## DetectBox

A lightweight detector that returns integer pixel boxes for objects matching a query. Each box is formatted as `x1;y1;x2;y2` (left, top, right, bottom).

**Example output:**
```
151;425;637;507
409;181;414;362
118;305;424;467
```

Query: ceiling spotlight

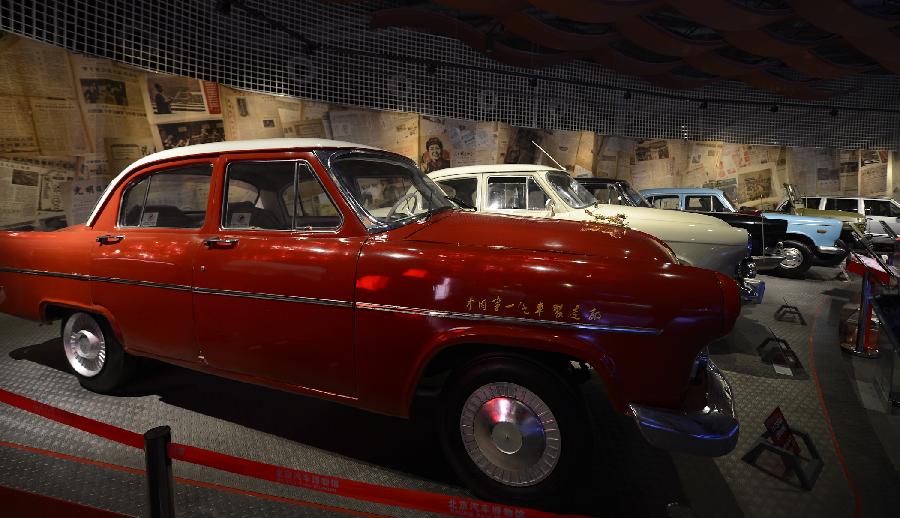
699;101;708;109
769;104;779;113
623;91;632;100
829;108;838;117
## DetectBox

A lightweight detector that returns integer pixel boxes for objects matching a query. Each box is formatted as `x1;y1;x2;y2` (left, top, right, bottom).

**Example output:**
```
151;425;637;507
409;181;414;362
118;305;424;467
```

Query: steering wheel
385;192;419;220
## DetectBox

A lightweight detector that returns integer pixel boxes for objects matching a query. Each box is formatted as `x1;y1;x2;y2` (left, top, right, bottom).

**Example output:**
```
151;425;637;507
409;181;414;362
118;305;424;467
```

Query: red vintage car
0;139;740;504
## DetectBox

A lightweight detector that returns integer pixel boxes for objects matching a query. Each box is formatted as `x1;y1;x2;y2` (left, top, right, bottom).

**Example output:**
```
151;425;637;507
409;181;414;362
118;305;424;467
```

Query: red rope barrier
0;387;580;518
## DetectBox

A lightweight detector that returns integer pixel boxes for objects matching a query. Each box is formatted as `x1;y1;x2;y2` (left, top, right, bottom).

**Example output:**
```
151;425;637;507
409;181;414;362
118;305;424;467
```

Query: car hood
761;213;842;226
400;210;675;264
792;208;863;224
552;204;748;247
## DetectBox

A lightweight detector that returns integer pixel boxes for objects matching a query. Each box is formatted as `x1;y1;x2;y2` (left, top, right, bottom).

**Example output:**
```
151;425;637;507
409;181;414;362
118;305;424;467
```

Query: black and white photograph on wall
148;76;207;115
635;140;670;161
420;136;451;173
11;170;39;187
157;120;225;149
79;79;127;106
737;168;772;202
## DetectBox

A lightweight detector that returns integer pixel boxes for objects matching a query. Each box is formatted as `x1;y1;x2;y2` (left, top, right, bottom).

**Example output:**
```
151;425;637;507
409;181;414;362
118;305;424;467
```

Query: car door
90;160;212;361
193;155;363;396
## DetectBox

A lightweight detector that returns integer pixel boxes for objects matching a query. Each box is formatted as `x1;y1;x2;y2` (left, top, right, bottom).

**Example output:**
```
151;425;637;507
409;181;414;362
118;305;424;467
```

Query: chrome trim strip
2;268;660;333
355;302;662;334
192;287;353;307
0;267;91;281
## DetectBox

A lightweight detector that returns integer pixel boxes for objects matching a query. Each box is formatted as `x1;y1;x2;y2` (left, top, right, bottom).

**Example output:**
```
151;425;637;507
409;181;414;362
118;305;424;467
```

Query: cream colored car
430;165;761;302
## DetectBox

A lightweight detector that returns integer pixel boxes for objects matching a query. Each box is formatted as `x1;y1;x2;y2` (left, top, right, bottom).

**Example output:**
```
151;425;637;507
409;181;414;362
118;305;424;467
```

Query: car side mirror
545;199;556;217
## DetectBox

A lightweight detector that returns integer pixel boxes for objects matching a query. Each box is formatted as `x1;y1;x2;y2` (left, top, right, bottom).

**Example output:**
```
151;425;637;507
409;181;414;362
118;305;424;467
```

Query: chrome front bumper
816;245;845;255
629;359;739;457
752;254;785;271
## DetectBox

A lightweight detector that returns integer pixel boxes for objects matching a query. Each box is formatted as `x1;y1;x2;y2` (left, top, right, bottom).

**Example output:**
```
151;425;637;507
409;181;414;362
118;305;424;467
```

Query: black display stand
757;336;803;370
741;426;823;490
775;304;806;325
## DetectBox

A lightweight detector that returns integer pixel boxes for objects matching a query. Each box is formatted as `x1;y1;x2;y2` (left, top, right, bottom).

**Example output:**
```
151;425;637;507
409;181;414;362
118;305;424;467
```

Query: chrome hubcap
780;247;803;269
460;382;560;486
63;313;106;377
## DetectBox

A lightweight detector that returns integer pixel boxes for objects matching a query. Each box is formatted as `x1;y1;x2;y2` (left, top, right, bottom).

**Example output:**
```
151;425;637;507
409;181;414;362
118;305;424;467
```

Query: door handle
203;237;239;248
96;234;124;244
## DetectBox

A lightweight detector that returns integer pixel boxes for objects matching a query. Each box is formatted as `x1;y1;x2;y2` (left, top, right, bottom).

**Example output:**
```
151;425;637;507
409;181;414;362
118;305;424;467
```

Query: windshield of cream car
329;155;454;229
546;171;597;209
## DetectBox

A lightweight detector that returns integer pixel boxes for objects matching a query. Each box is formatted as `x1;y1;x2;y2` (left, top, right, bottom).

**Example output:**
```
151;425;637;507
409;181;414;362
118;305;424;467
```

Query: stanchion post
144;425;175;518
856;270;873;354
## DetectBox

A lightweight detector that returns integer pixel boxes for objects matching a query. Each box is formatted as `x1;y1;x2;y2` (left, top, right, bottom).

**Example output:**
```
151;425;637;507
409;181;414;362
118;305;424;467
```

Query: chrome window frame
318;149;453;233
220;158;343;233
115;163;214;230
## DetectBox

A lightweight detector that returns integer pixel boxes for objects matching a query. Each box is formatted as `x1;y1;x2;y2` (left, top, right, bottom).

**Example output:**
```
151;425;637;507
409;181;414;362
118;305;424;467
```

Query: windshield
621;184;652;208
545;172;597;209
720;192;738;212
329;154;454;229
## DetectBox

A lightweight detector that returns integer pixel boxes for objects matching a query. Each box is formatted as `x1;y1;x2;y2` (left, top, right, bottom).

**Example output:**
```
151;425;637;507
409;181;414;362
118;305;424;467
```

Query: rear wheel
62;312;136;393
773;240;813;278
438;355;590;507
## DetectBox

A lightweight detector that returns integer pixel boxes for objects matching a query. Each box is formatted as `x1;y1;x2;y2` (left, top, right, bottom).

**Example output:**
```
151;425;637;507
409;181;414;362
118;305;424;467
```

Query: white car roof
87;138;378;226
429;164;559;178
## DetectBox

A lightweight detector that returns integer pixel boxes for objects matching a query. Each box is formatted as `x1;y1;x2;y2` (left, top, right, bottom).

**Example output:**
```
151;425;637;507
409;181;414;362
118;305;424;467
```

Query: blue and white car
641;188;848;277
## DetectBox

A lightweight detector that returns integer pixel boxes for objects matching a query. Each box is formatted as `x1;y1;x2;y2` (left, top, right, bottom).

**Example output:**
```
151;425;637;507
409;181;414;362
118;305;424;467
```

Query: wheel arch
40;300;126;345
406;337;624;415
783;232;817;251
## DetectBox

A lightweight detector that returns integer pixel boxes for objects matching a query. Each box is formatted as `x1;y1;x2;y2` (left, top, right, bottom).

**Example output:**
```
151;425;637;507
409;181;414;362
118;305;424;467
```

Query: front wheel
773;240;813;278
438;356;590;507
62;312;136;393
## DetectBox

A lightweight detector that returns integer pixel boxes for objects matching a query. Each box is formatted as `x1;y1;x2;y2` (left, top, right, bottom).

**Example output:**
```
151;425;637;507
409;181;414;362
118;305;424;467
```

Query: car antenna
532;140;565;171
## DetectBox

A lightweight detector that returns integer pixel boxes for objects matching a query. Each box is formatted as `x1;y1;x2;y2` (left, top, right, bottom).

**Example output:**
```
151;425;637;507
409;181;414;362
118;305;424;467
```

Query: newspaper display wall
0;32;896;231
144;74;225;150
71;56;153;153
0;160;41;227
860;150;889;196
63;176;112;226
419;117;503;171
329;109;419;161
0;97;38;153
220;86;303;141
105;138;156;176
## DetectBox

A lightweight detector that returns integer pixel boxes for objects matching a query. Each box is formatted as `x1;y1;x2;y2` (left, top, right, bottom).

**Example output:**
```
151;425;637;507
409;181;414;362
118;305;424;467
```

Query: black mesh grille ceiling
2;0;899;149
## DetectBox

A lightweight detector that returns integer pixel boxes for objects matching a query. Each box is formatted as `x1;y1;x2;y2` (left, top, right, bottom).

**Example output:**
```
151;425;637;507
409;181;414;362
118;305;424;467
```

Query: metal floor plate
0;267;897;517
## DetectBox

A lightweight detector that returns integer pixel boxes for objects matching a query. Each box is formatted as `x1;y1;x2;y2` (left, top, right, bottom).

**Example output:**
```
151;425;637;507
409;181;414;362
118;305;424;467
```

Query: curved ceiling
363;0;900;100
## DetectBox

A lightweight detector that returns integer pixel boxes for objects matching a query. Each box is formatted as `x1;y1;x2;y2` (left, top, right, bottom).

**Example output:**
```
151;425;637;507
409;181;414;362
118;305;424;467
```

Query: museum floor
0;268;898;518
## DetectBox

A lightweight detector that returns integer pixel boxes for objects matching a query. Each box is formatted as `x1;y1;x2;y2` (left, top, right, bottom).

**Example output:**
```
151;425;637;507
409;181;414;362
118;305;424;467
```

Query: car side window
686;196;711;211
865;200;892;217
119;164;212;228
711;196;728;212
648;195;679;210
283;164;341;229
225;160;340;230
589;185;618;205
803;197;820;209
827;198;859;212
435;177;478;207
487;176;547;210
